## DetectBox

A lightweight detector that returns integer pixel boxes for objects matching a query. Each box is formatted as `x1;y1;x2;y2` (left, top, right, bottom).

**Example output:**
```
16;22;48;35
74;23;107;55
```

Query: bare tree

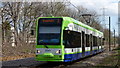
1;1;112;56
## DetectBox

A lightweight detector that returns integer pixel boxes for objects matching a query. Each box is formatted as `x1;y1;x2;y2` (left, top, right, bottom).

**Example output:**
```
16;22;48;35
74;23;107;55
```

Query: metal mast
118;1;120;46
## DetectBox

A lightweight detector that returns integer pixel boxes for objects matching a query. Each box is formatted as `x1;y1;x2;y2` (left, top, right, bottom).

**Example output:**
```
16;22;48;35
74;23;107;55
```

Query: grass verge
96;47;120;68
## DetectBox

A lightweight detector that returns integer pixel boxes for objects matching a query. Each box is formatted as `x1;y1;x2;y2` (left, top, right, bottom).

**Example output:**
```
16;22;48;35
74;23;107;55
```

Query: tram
35;17;104;62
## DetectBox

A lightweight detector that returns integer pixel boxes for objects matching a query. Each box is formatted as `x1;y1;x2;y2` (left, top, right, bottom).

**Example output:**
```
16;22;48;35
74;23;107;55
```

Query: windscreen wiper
44;45;48;48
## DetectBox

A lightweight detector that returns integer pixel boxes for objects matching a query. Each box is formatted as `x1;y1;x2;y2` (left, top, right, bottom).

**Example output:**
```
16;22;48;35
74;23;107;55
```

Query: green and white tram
35;17;104;62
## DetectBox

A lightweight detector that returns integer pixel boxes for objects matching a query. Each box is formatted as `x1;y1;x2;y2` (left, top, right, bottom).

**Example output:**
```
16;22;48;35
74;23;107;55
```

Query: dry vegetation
0;2;117;61
2;54;35;61
96;46;120;67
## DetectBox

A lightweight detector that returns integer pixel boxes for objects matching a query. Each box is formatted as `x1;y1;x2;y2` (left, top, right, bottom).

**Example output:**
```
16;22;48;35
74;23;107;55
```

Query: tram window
76;32;80;47
63;30;71;48
95;37;97;46
85;35;87;47
71;32;75;47
93;36;97;46
89;35;91;46
100;38;102;46
90;34;92;46
100;38;101;46
84;33;86;47
102;38;104;45
86;34;89;47
93;36;95;46
82;31;85;46
70;31;81;47
88;35;90;47
97;37;98;46
98;38;100;46
79;33;81;47
99;38;101;46
63;30;81;48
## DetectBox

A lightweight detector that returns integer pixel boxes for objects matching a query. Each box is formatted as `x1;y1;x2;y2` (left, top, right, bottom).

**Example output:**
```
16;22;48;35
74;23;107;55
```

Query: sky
70;0;119;36
0;0;119;35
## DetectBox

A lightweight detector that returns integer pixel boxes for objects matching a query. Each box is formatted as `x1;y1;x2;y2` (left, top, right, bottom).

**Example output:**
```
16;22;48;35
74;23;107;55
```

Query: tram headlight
37;50;41;53
56;50;60;54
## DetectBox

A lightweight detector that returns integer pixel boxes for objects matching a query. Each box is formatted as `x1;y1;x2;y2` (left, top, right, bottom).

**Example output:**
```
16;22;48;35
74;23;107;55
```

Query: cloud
70;0;118;34
70;0;118;16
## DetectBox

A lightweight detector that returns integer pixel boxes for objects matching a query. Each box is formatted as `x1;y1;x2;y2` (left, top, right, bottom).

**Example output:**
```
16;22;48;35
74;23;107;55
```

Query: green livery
35;17;104;62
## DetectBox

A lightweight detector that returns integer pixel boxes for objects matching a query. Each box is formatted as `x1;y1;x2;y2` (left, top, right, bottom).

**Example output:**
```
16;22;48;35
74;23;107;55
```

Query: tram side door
82;31;85;57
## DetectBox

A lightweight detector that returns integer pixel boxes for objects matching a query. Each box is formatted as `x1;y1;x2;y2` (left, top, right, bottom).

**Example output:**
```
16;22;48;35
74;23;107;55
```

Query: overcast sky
0;0;119;35
71;0;118;15
70;0;119;35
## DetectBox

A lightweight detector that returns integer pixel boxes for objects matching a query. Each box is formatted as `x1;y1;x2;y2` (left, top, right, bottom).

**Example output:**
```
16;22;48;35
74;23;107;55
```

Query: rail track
2;45;118;68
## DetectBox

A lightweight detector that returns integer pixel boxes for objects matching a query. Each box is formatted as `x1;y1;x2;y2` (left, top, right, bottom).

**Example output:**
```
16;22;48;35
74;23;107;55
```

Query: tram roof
62;17;103;35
